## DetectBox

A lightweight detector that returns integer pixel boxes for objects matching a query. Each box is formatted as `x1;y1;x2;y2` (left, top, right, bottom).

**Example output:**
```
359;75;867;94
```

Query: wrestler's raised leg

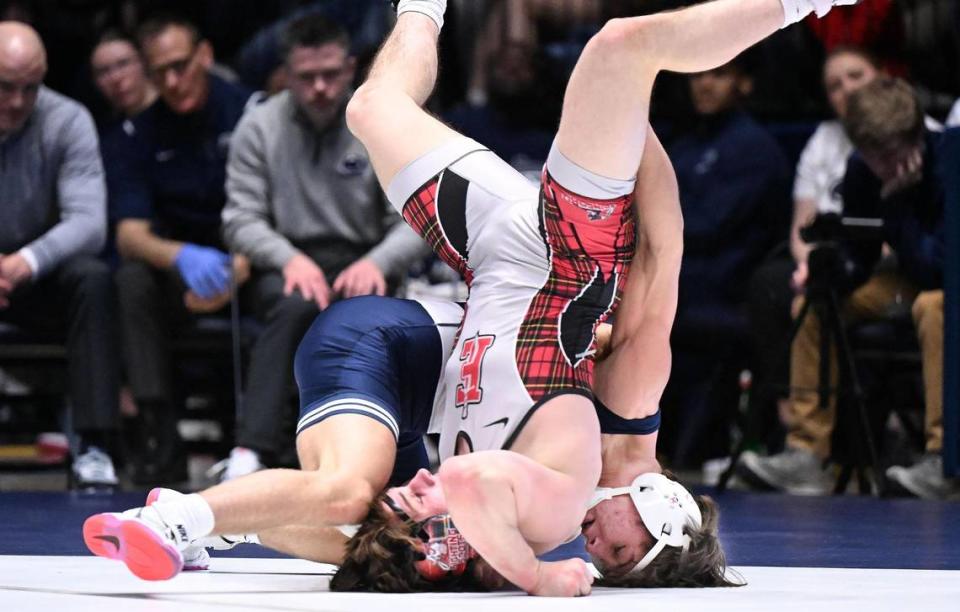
345;2;462;189
556;0;853;180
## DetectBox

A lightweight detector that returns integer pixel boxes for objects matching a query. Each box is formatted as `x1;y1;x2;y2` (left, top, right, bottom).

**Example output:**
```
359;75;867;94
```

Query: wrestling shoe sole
83;513;184;581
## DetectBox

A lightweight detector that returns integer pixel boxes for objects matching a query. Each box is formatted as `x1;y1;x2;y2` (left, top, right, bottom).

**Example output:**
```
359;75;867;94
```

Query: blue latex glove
174;244;231;299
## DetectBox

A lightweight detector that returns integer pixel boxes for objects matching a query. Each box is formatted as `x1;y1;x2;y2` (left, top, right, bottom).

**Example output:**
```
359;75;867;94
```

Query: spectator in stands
0;21;120;488
740;78;957;500
744;46;881;443
661;55;791;467
91;30;159;269
445;40;554;178
234;0;392;93
218;15;427;479
466;0;658;107
90;29;157;124
107;16;254;485
803;0;906;75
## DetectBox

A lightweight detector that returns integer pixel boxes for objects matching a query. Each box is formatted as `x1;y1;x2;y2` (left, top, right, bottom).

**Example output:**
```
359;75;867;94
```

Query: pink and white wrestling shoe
82;505;189;581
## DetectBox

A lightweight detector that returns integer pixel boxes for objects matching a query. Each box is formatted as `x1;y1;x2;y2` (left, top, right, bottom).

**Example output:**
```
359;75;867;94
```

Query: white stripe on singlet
296;398;400;440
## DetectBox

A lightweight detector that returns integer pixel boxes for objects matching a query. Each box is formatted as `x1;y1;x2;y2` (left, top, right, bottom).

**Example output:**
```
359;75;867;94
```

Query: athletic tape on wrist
396;0;446;30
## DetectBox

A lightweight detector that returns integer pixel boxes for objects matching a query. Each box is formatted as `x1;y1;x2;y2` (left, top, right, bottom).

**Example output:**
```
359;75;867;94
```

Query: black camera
800;213;884;295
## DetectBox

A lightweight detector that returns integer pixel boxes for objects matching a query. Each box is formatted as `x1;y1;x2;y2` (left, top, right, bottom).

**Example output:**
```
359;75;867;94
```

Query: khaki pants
785;272;944;458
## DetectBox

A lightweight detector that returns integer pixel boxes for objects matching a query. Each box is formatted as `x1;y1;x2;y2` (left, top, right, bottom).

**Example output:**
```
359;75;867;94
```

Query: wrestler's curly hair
597;490;744;588
330;493;485;593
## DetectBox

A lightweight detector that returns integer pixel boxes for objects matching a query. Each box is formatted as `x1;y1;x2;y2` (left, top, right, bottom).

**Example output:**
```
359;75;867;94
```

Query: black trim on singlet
437;170;470;260
536;186;549;248
455;431;475;456
502;389;594;451
560;270;618;368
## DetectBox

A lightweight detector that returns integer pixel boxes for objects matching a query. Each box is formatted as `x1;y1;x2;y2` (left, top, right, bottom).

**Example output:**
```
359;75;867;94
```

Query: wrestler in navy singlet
294;296;462;485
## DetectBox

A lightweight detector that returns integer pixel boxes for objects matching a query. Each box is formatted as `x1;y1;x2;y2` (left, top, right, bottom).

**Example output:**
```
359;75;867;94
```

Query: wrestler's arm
439;450;593;596
592;126;682;419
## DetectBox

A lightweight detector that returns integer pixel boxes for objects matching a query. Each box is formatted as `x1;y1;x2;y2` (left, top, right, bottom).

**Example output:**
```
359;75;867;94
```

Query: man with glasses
218;14;428;480
105;16;256;486
0;21;121;489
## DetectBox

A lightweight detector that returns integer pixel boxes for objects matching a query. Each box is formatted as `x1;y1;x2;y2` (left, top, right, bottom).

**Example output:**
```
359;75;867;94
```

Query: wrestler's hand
332;258;387;299
283;253;331;310
594;323;614;362
530;559;594;597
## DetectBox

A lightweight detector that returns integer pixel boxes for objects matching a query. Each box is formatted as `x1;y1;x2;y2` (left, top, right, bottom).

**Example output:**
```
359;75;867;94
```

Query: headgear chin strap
588;472;702;574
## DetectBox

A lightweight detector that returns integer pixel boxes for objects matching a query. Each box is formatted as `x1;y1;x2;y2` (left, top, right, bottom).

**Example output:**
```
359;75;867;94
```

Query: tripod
718;278;885;496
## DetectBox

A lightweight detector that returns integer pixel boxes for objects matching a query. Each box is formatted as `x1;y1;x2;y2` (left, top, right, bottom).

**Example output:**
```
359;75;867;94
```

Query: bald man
0;22;122;489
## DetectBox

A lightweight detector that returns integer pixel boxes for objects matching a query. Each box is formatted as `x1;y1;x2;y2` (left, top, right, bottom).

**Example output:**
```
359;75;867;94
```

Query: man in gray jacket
220;14;428;478
0;22;120;488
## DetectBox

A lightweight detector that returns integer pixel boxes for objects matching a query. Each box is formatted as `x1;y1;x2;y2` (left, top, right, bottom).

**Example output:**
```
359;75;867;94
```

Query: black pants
662;302;751;466
743;250;796;446
115;260;196;404
0;257;120;434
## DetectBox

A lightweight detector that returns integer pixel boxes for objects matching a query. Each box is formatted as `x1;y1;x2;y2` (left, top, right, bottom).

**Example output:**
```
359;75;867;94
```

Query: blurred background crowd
0;0;957;500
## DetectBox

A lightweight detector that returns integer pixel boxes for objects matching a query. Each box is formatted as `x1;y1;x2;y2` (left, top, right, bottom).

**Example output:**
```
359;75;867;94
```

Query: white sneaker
83;505;189;580
886;454;960;501
72;447;119;489
739;448;834;495
207;447;264;482
146;488;210;570
702;456;733;487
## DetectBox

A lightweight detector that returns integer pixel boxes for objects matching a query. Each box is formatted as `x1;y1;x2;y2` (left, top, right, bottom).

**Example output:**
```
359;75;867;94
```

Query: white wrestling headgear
588;472;702;574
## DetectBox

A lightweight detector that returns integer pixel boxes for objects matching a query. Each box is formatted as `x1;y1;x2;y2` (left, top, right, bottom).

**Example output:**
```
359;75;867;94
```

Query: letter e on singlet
455;334;495;418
